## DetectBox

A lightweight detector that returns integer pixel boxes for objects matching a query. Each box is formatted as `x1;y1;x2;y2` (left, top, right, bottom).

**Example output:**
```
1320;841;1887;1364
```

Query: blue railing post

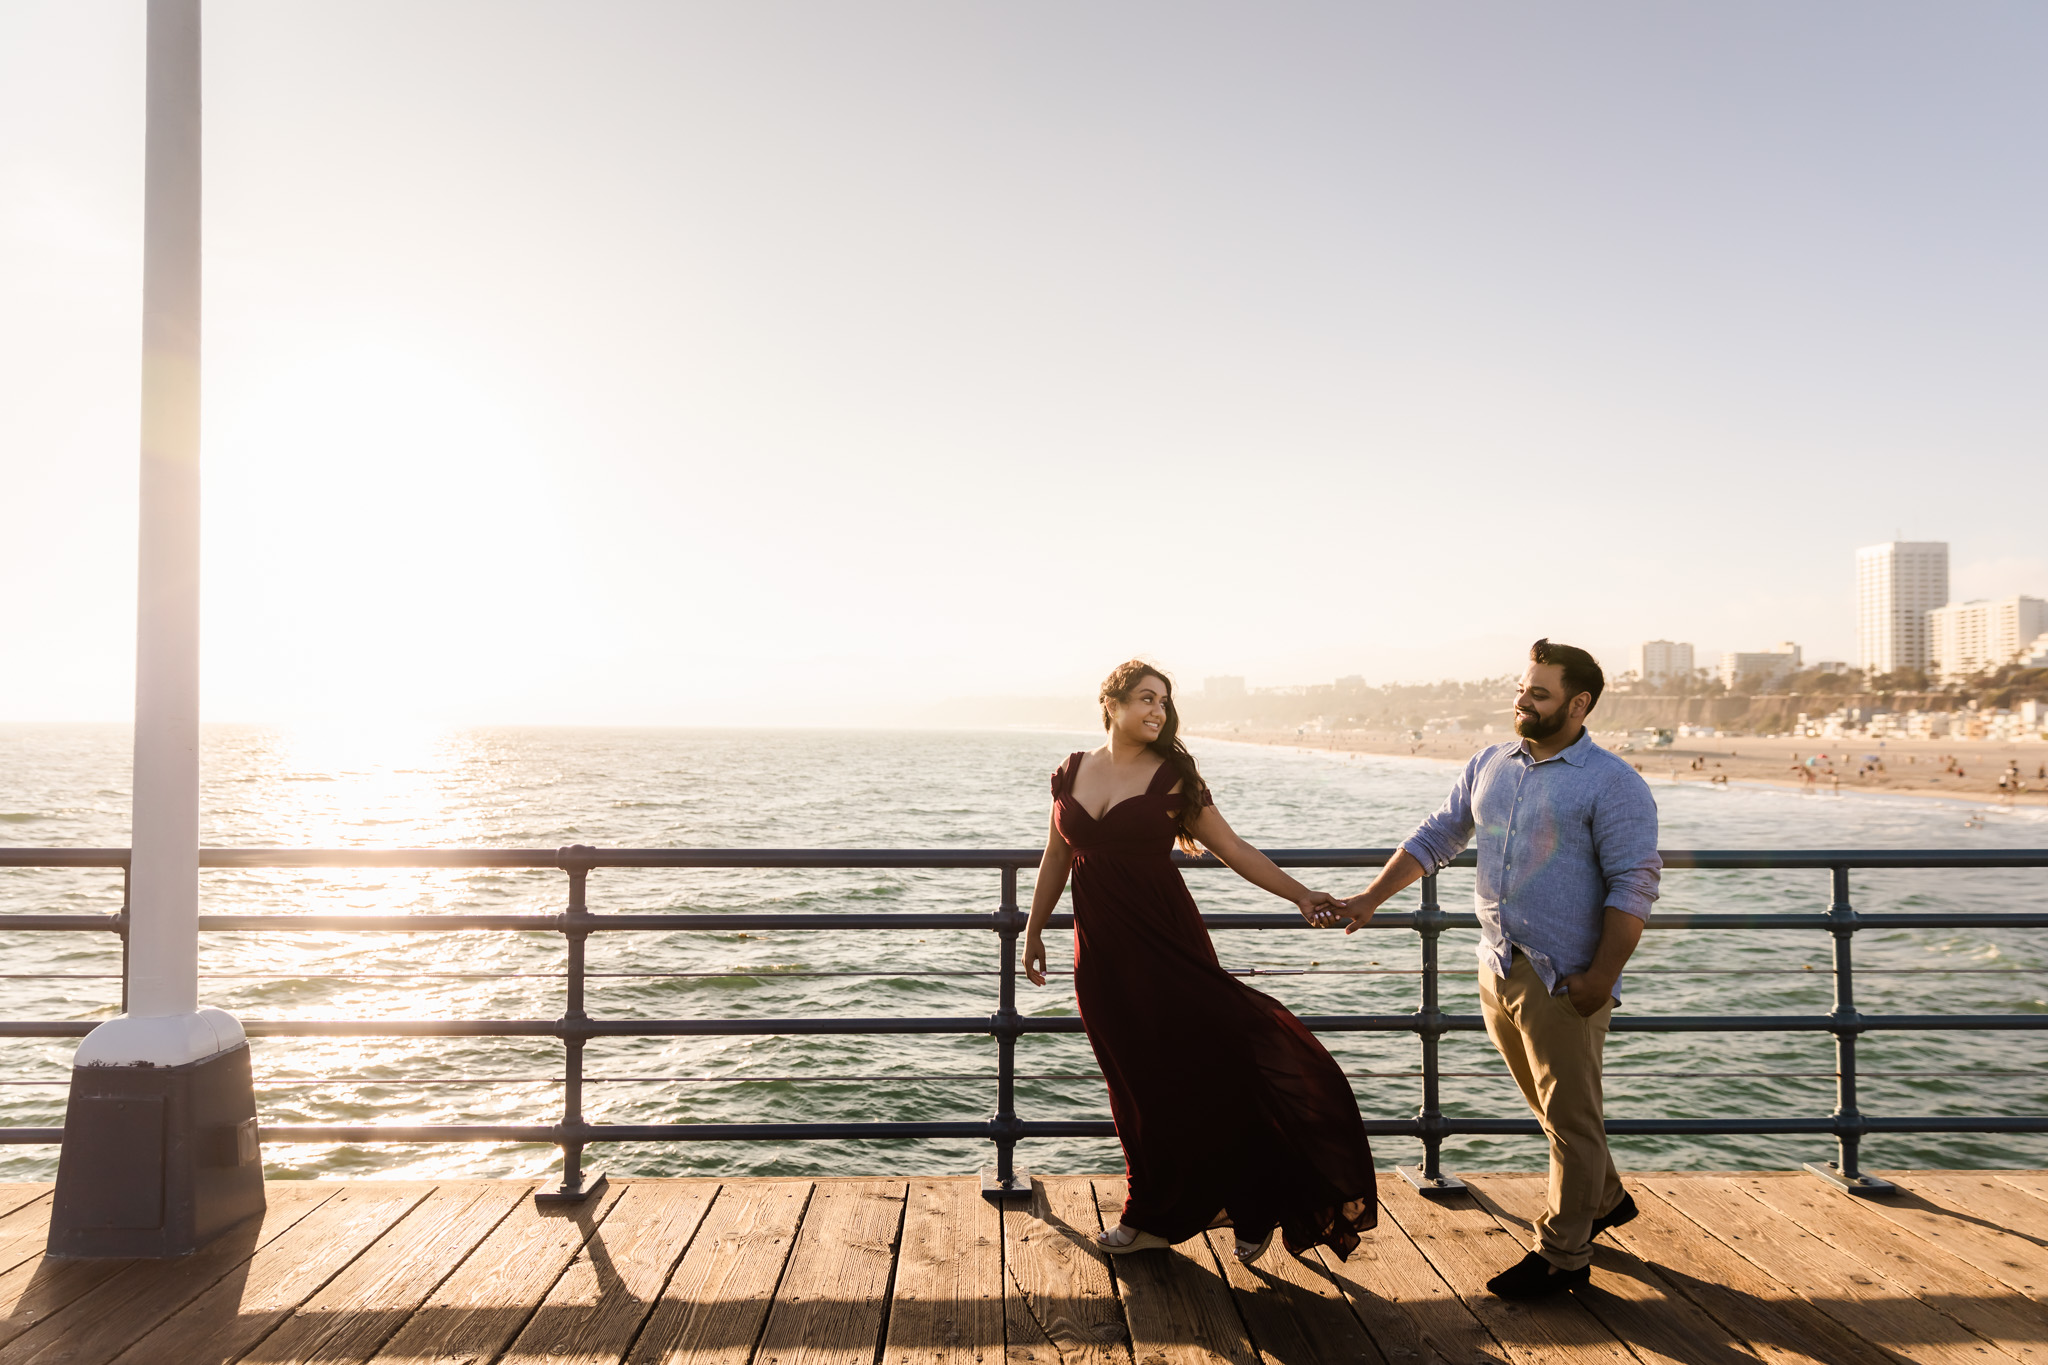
1804;864;1894;1196
538;844;608;1204
1400;871;1465;1195
983;863;1029;1200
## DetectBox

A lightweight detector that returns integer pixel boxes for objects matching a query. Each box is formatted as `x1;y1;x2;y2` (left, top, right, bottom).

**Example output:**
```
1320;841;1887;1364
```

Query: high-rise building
1719;643;1802;690
1633;640;1694;687
1928;596;2048;681
1856;542;1948;676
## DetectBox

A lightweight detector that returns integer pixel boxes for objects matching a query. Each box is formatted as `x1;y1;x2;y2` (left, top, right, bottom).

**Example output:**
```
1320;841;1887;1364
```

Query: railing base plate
535;1170;609;1206
1803;1162;1896;1197
1397;1165;1468;1197
980;1166;1031;1202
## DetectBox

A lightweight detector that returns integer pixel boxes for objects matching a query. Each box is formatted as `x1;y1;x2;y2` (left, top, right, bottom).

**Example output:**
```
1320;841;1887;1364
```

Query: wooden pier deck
0;1170;2040;1364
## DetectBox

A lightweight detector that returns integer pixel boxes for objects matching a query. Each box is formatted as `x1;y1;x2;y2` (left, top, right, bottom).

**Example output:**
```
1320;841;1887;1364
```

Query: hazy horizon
6;3;2044;727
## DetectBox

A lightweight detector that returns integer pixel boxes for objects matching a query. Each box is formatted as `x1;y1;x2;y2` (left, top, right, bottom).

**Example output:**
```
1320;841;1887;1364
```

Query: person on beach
1330;640;1661;1300
1022;660;1377;1263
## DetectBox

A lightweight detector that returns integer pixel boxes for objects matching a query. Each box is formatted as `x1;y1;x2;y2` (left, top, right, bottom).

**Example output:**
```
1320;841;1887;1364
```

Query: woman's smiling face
1109;674;1170;746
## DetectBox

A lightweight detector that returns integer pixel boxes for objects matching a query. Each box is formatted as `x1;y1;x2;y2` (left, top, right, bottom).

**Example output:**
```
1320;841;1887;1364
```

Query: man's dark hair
1530;639;1605;715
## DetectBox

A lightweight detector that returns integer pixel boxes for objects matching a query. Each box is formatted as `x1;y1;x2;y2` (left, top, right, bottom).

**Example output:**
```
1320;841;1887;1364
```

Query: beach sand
1193;728;2048;809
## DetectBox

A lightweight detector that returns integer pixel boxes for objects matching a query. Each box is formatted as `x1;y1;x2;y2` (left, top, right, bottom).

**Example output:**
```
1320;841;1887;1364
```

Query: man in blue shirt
1333;640;1661;1300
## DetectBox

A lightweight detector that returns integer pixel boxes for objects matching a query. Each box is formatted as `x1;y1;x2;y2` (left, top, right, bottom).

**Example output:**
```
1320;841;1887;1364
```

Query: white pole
77;0;241;1067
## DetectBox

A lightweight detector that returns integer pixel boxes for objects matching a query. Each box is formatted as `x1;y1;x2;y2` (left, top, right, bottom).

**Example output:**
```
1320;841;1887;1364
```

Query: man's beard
1514;705;1569;741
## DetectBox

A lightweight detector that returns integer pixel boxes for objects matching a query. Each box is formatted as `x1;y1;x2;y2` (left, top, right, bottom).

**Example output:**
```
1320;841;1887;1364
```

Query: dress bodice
1051;750;1206;857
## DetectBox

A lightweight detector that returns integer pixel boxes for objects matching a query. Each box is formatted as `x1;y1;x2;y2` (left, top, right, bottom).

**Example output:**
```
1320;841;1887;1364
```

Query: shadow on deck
0;1169;2040;1363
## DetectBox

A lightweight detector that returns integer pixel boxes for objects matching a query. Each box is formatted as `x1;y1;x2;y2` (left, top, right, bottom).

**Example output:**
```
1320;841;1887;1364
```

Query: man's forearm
1347;849;1427;911
1581;907;1645;989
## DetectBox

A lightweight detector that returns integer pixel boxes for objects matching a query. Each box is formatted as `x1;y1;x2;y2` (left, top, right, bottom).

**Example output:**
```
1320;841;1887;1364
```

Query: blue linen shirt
1399;728;1662;1000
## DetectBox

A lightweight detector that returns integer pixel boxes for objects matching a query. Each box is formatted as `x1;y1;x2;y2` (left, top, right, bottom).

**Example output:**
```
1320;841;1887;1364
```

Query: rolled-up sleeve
1401;755;1480;873
1592;776;1662;920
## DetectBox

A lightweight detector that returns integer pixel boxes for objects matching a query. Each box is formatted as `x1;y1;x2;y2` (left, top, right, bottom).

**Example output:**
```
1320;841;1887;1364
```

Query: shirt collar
1514;726;1595;766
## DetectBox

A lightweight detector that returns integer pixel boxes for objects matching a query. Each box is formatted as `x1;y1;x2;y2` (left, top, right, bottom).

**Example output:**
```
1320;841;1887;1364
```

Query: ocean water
0;721;2042;1184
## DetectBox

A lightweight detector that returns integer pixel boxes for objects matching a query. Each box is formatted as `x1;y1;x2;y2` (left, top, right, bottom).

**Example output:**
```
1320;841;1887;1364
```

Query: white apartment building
1633;640;1694;687
1203;676;1247;701
1856;541;1948;676
1927;596;2048;681
1719;642;1802;690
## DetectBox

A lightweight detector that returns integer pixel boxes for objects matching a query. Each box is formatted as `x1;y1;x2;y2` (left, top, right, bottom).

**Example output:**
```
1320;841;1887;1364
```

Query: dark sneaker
1591;1192;1639;1238
1486;1249;1589;1300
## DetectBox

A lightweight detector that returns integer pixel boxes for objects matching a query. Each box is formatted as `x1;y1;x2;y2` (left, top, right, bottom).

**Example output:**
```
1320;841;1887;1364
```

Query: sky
3;2;2045;725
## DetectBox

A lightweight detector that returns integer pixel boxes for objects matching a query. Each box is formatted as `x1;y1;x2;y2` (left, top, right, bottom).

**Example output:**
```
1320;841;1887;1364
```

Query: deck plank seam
1624;1181;1845;1361
476;1174;636;1365
1191;1217;1270;1364
741;1179;819;1365
998;1203;1062;1361
1634;1179;1928;1365
257;1179;538;1365
1371;1183;1528;1365
1085;1177;1135;1363
1989;1173;2048;1213
1728;1175;2044;1365
1463;1176;1765;1365
1375;1192;1516;1364
610;1179;728;1365
865;1182;911;1365
1365;1192;1512;1364
60;1181;351;1365
218;1182;446;1365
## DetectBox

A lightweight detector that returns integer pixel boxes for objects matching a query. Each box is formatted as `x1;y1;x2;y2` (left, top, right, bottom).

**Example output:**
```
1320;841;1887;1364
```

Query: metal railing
1;846;2044;1200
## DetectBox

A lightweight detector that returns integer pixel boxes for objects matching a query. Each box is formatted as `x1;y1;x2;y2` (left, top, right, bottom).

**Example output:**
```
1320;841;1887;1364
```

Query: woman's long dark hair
1099;660;1208;854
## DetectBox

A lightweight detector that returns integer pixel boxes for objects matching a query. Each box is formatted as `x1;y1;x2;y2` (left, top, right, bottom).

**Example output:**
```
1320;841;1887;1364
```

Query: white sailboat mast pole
130;0;203;1023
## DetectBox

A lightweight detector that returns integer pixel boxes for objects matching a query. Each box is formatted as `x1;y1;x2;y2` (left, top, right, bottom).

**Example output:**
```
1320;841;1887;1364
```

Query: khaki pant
1479;949;1626;1271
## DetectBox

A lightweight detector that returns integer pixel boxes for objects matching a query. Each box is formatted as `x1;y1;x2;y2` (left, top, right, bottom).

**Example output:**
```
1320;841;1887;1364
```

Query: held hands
1320;893;1376;934
1294;889;1347;927
1023;933;1047;987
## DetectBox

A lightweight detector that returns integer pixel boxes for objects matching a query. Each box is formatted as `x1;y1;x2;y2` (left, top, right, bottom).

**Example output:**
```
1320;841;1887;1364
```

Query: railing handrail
0;843;2042;1199
4;845;2048;869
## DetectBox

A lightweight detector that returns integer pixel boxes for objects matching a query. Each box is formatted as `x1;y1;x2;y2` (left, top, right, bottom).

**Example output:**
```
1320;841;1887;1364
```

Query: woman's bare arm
1188;802;1342;925
1022;810;1073;986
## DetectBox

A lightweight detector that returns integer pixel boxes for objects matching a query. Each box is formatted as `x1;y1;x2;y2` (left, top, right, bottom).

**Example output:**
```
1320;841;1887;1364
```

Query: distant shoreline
1190;728;2048;813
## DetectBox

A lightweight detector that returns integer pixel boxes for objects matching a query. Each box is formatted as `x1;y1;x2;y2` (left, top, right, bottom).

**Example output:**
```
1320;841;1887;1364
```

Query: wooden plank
0;1199;55;1279
1308;1177;1505;1365
0;1191;48;1226
1089;1177;1256;1365
1611;1179;1904;1365
101;1182;436;1365
1375;1176;1637;1365
628;1181;811;1365
1989;1174;2048;1213
500;1180;720;1365
1648;1174;2023;1365
882;1179;1003;1365
231;1180;531;1365
1466;1173;1762;1365
1201;1223;1384;1365
1731;1173;2048;1364
1856;1172;2048;1305
999;1176;1128;1365
0;1253;131;1354
0;1181;335;1364
367;1178;627;1365
751;1179;905;1365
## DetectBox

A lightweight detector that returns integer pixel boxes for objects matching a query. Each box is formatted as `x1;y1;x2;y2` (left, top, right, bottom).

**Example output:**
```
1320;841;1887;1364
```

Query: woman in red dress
1023;660;1376;1262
